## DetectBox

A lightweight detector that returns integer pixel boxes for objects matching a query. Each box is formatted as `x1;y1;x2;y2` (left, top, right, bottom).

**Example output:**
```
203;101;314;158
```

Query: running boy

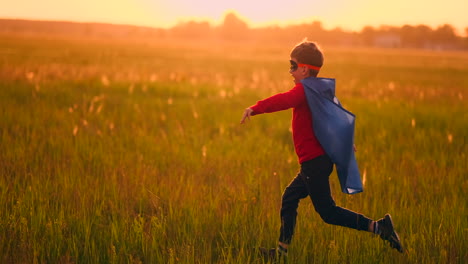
240;40;403;260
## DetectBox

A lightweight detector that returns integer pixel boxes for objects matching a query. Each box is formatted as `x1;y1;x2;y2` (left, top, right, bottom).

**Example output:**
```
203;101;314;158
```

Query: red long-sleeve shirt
250;82;325;164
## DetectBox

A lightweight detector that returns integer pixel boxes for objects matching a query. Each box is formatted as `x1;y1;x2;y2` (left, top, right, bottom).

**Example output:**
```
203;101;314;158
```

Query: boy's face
289;58;310;84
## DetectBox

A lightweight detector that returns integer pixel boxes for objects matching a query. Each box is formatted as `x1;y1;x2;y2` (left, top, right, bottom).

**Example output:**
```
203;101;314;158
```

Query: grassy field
0;35;467;263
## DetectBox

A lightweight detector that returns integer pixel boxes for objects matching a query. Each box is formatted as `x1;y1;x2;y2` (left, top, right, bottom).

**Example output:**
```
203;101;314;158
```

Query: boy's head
289;40;323;82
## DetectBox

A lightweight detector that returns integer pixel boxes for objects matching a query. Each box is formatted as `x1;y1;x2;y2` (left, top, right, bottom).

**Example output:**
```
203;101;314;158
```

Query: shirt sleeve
250;84;304;115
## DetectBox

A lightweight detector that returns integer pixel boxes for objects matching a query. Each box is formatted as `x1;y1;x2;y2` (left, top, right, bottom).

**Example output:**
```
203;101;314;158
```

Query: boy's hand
240;108;254;124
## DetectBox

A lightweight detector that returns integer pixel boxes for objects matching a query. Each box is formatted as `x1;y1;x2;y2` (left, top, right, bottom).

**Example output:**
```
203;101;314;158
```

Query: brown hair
290;40;323;76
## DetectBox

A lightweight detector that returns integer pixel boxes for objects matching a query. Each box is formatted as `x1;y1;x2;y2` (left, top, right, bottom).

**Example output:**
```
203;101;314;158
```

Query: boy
240;41;403;261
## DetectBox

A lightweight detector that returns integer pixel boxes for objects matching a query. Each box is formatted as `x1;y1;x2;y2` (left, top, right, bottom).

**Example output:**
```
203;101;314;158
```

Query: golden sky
1;0;466;34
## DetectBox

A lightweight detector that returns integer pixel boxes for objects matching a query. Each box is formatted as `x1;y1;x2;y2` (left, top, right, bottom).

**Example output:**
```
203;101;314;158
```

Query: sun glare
0;0;466;33
143;0;468;34
144;0;349;28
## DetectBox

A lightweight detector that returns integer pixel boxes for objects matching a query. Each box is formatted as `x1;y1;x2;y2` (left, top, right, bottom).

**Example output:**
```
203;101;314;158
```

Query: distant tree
305;21;325;40
219;12;249;40
464;27;468;49
400;24;432;48
325;27;344;44
253;25;284;42
361;26;376;46
307;21;324;34
432;24;457;45
400;25;415;47
170;21;212;39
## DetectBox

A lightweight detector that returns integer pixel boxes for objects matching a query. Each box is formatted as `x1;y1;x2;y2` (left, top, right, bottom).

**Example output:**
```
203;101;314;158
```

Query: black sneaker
257;247;287;263
377;214;404;253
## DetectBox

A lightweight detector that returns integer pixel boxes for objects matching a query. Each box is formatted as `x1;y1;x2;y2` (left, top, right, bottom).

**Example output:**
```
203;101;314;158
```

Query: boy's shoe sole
378;214;404;253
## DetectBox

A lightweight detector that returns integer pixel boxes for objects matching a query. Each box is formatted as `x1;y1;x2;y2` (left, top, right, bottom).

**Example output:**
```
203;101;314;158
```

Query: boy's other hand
240;108;254;124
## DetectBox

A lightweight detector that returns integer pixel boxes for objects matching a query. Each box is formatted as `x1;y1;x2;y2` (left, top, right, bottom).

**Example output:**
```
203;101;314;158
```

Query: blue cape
301;77;363;194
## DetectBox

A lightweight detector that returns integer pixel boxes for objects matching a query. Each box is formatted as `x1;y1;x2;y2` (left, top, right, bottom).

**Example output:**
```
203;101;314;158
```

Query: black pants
279;155;372;244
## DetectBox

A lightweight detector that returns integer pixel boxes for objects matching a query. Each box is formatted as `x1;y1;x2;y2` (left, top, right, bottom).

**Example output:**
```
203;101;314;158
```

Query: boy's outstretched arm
240;108;254;124
241;86;302;124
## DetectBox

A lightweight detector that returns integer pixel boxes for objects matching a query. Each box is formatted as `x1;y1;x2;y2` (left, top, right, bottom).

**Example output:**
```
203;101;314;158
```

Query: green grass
0;35;467;263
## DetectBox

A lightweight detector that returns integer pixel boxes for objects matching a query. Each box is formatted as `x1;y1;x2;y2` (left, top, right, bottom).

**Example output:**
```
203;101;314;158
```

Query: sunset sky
1;0;466;34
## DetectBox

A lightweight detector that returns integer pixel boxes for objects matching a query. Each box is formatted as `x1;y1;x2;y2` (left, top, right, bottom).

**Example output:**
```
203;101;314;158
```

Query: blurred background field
0;34;467;263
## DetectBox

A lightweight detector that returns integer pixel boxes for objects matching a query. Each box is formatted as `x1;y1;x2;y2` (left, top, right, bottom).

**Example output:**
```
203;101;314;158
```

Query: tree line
170;13;467;50
1;13;467;50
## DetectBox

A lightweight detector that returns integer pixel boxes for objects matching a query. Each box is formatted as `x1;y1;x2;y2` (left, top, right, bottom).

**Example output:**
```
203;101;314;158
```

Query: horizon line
0;15;466;36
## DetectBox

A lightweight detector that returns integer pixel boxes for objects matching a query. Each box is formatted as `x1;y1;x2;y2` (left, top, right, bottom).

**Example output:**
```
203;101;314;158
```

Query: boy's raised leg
376;214;404;253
